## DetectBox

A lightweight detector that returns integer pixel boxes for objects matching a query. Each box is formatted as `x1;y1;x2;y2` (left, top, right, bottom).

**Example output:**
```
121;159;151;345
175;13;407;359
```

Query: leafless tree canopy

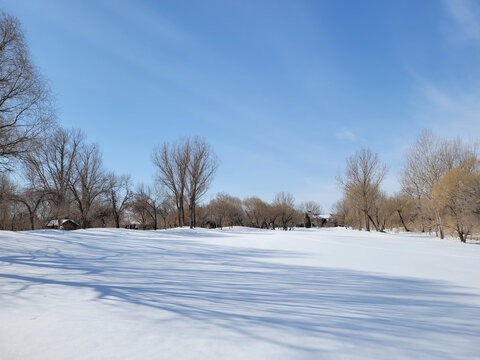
401;130;478;238
333;132;479;242
152;140;188;227
131;184;167;230
0;12;53;171
272;192;298;230
337;148;387;231
186;137;218;228
401;130;476;199
24;128;83;226
153;136;218;228
105;173;132;228
69;143;107;228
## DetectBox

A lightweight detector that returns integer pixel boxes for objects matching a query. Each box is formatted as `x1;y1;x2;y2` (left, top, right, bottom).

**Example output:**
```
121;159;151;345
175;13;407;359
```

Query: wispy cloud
444;0;480;40
411;78;480;139
335;127;357;142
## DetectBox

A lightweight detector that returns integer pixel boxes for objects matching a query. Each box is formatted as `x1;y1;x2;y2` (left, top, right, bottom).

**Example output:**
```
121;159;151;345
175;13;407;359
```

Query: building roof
47;219;80;227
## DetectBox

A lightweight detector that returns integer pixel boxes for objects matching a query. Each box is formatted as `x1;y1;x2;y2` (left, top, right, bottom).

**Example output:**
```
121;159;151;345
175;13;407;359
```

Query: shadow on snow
1;232;479;357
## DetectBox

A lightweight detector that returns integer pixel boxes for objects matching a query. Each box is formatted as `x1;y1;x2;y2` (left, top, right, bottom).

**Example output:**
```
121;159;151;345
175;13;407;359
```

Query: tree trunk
193;200;197;228
434;208;444;239
364;212;370;231
179;195;185;227
189;199;194;229
29;214;35;230
367;213;380;232
397;210;409;232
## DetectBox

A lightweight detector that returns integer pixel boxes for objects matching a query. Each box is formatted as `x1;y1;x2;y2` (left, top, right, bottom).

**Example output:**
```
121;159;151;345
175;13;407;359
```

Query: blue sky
2;0;480;209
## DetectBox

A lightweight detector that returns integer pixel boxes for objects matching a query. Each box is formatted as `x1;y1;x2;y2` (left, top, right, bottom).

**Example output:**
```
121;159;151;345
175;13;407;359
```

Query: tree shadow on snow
1;235;480;357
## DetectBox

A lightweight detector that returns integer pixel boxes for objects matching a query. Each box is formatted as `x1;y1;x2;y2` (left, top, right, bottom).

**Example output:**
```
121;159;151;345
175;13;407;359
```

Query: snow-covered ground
1;227;479;359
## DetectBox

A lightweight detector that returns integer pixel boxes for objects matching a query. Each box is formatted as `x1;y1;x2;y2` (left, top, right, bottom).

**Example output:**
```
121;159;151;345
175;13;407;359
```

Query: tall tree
153;141;184;227
10;188;50;230
337;148;387;231
431;158;480;242
69;143;106;229
401;130;477;237
243;196;269;228
24;128;83;228
0;12;53;171
105;173;132;228
186;137;218;228
272;192;297;230
133;184;164;230
0;173;16;229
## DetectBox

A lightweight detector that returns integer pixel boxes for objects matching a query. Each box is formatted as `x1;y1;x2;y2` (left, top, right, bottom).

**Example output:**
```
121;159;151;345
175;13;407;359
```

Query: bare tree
391;193;413;232
105;173;132;228
300;201;322;215
69;143;106;228
332;198;348;227
158;197;175;230
243;196;269;228
0;12;53;171
208;193;244;229
153;139;190;227
132;184;165;230
0;173;16;229
299;201;322;228
401;130;477;237
24;128;83;228
431;157;480;242
10;187;50;230
186;137;218;228
272;192;297;230
337;148;387;231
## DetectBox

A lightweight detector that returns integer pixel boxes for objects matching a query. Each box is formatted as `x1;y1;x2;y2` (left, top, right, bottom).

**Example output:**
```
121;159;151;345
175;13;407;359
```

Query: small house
46;219;80;230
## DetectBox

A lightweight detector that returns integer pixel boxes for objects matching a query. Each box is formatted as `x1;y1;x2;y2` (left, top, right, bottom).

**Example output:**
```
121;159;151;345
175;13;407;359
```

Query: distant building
125;220;140;230
46;219;80;230
311;214;337;227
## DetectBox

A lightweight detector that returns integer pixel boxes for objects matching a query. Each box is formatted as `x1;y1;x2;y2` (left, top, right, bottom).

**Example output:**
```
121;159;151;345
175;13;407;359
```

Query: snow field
1;227;479;359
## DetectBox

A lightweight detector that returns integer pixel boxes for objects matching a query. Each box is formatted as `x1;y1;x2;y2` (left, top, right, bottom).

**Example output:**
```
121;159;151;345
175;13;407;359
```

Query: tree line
0;10;319;232
1;10;478;240
0;124;323;231
336;130;480;242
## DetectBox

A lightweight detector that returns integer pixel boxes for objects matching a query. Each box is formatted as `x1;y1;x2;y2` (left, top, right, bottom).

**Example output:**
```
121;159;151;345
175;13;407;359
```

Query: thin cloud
335;128;357;142
412;79;480;139
444;0;480;40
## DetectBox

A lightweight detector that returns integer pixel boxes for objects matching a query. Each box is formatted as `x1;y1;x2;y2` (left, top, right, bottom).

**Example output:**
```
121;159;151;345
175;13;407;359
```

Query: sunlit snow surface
1;227;479;359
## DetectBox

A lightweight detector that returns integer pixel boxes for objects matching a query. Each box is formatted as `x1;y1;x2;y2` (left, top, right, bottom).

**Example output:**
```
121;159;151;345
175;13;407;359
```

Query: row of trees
0;127;131;230
2;10;477;240
336;130;480;242
128;191;325;231
0;125;224;231
0;145;326;231
0;9;325;232
198;192;323;230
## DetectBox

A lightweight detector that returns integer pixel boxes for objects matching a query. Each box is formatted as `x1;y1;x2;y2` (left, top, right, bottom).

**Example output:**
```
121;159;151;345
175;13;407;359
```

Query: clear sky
2;0;480;209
